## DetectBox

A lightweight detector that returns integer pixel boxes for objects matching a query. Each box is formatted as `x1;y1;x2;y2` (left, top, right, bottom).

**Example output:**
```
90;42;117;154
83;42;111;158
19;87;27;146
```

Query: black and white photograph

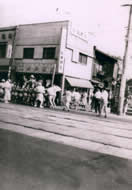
0;0;132;189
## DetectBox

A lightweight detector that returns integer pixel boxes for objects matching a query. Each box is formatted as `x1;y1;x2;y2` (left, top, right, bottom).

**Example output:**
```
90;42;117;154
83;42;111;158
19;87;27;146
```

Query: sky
0;0;132;77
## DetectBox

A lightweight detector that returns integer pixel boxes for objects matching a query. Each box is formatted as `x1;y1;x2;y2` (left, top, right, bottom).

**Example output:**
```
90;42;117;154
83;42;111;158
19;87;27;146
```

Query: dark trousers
95;98;102;115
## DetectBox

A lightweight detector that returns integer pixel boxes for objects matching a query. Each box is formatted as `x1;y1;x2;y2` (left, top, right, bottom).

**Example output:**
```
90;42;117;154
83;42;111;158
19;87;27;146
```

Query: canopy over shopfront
66;77;93;89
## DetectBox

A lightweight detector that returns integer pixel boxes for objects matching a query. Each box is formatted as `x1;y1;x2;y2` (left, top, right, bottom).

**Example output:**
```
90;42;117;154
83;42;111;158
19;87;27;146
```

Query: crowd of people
0;75;111;118
63;88;88;111
0;75;61;108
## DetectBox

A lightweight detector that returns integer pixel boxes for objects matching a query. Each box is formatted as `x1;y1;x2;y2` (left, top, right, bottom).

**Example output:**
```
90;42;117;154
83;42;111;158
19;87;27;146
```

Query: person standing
101;88;109;118
3;79;13;104
34;82;45;108
95;88;102;116
72;88;81;110
0;79;5;100
82;91;88;109
63;89;72;111
25;75;36;89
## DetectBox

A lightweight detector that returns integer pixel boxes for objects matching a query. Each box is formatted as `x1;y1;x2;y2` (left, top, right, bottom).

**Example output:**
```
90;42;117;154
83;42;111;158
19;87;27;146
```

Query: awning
66;77;93;89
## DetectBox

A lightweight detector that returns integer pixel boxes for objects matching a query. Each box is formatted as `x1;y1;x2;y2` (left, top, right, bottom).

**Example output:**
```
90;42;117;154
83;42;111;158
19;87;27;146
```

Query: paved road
1;126;132;190
0;103;132;190
0;103;132;160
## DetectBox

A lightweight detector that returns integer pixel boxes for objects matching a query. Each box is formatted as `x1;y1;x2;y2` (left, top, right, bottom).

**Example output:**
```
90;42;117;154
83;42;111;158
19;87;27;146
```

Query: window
23;48;34;59
8;33;12;39
79;53;87;65
1;34;6;40
43;48;56;59
0;43;7;58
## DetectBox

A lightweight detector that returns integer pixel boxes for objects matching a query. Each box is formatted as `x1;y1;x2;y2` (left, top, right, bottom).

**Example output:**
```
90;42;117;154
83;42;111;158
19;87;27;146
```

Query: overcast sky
0;0;131;58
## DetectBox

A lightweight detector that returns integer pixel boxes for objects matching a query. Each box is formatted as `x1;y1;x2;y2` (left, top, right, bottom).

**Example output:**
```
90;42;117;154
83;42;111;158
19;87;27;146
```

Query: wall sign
16;62;55;73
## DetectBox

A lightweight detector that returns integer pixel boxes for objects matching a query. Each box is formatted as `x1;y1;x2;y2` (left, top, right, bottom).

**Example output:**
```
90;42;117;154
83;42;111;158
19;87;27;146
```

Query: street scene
1;0;132;189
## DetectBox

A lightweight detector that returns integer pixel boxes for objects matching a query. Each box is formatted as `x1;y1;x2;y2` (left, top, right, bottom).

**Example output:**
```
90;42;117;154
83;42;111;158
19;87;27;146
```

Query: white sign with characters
6;44;12;58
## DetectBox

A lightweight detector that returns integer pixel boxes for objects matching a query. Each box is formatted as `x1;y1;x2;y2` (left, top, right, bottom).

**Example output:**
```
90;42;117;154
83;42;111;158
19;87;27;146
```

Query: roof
19;20;70;27
0;20;70;32
94;46;121;62
0;26;17;32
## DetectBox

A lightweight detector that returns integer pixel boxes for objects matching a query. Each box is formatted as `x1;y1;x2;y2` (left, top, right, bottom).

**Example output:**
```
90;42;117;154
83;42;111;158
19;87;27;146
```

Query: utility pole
119;4;132;115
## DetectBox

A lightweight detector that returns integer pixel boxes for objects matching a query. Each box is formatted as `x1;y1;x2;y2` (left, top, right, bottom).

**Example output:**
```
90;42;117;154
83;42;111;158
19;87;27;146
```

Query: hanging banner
58;27;67;73
6;44;12;58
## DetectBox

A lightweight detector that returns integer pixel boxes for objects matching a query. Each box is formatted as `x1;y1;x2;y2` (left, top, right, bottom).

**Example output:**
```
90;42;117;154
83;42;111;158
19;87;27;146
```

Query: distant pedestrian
4;79;13;103
63;89;72;111
95;88;102;116
34;82;45;108
47;85;61;108
72;88;81;110
123;97;128;115
101;88;109;118
0;79;5;99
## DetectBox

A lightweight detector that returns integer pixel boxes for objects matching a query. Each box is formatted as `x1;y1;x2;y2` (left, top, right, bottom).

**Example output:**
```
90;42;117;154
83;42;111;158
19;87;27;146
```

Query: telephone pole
119;4;132;115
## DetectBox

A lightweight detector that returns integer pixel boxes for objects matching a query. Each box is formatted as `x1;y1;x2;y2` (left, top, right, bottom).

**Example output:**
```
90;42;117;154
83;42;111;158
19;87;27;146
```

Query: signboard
71;27;88;42
6;44;12;58
16;62;55;73
58;27;67;73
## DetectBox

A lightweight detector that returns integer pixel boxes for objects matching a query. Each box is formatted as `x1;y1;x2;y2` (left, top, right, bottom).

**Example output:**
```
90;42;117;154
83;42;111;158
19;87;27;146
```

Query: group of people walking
91;87;109;118
63;88;88;111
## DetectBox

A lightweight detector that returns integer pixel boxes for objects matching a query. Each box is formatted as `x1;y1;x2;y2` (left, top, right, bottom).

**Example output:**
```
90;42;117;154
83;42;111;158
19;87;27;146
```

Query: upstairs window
8;33;13;39
43;47;56;59
1;34;6;40
79;53;87;65
0;43;7;58
23;48;34;59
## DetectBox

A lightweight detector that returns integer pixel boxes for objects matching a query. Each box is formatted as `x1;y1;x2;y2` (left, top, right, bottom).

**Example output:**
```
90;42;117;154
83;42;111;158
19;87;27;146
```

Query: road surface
0;103;132;190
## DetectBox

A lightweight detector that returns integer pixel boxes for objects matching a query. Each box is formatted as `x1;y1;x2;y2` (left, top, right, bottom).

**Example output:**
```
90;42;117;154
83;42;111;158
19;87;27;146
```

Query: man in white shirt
34;82;45;108
72;88;81;110
101;88;109;118
95;88;102;116
63;90;72;111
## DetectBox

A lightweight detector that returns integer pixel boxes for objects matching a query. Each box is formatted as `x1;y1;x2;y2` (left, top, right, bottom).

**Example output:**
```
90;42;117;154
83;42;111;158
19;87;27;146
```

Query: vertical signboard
58;27;67;73
6;43;12;58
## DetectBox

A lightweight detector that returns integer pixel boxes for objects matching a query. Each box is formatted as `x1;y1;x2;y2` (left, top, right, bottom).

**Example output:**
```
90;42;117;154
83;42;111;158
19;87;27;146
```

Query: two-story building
92;46;121;88
0;26;17;79
0;20;94;95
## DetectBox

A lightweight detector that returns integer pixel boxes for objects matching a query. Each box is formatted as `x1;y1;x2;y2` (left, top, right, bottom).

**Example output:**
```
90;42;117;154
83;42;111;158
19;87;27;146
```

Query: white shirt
35;86;45;94
101;90;108;103
72;91;81;101
65;90;72;101
95;91;102;99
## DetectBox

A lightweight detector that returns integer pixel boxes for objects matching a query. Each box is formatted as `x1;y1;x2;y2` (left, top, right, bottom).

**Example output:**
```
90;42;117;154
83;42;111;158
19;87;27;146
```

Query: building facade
92;46;121;87
0;26;16;79
0;21;94;94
